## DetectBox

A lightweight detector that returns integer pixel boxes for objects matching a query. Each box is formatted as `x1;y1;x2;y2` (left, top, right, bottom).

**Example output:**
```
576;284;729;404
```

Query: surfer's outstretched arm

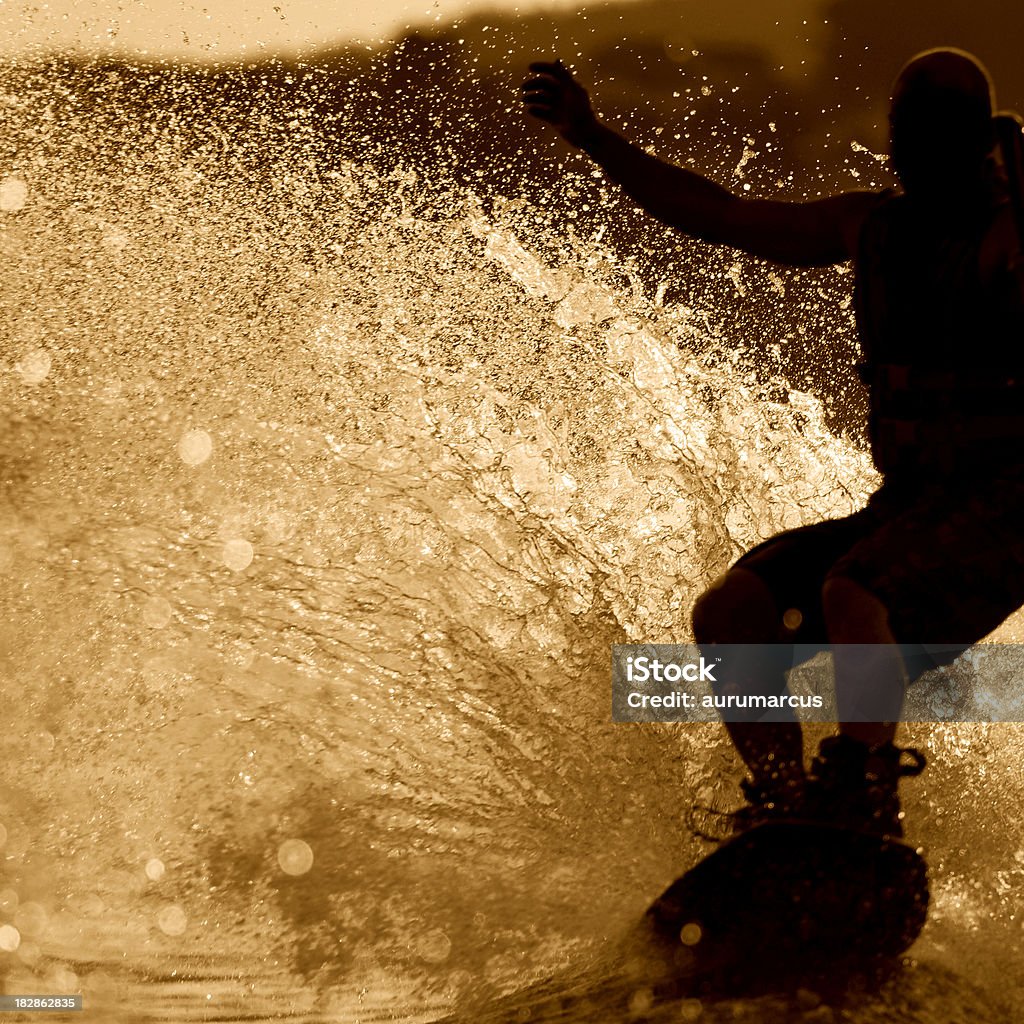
522;60;878;268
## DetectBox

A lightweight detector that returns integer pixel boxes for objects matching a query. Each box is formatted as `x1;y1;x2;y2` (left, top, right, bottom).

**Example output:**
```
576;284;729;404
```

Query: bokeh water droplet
277;838;313;876
0;925;21;952
0;176;28;212
145;858;166;881
680;997;703;1021
628;987;654;1015
414;927;452;963
157;904;188;936
222;538;254;572
264;510;293;543
15;349;51;384
177;429;213;466
49;965;79;993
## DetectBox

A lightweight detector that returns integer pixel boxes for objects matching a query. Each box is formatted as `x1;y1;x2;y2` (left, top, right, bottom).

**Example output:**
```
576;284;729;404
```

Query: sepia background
1;0;1023;1019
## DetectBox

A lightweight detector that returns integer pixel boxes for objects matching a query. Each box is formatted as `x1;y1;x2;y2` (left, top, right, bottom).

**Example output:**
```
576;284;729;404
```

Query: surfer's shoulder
840;187;898;258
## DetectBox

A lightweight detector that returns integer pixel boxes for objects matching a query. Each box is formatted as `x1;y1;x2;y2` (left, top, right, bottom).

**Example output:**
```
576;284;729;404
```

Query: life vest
853;188;1024;476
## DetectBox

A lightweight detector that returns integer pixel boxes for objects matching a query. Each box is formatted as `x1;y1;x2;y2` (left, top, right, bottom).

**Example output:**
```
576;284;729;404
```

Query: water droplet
414;927;452;963
264;510;293;543
49;965;78;993
47;966;78;991
14;902;48;937
15;349;51;384
0;176;28;212
0;925;20;952
222;538;254;572
680;921;702;946
80;893;105;916
277;838;314;876
178;429;213;466
145;858;166;881
142;596;173;629
680;997;703;1021
157;904;188;936
627;988;653;1015
783;607;803;630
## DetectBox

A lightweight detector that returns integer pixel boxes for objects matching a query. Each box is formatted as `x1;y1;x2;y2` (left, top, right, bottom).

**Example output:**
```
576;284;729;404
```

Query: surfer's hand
521;60;600;148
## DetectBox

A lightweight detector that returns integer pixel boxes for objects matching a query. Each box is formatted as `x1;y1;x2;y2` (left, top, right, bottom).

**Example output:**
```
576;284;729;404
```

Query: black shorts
731;468;1024;681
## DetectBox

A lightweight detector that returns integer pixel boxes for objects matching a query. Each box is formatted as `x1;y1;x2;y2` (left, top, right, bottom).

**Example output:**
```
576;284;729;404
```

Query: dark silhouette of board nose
631;821;929;998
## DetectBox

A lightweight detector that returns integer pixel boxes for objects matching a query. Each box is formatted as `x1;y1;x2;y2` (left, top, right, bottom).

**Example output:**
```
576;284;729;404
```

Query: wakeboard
628;820;929;999
436;822;930;1022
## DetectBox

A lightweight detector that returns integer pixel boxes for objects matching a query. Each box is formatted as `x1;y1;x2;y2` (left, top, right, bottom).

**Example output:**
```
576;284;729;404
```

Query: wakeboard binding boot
806;733;926;839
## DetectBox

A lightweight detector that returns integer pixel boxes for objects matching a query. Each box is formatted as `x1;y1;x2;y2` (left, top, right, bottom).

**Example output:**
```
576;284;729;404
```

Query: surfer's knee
691;567;779;644
821;574;893;643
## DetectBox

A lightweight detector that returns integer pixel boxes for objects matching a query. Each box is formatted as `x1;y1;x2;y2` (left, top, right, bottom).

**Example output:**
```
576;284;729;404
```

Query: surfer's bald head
892;48;994;115
889;48;996;195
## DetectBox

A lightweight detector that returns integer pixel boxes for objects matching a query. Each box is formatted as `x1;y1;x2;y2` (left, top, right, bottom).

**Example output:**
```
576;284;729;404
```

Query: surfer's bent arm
522;60;877;267
575;121;874;266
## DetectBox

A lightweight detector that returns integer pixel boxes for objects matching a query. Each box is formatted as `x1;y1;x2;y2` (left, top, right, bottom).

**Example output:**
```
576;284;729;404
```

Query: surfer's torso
853;185;1024;479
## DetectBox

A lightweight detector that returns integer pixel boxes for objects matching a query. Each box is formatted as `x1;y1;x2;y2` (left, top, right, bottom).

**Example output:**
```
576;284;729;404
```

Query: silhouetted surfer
522;50;1024;839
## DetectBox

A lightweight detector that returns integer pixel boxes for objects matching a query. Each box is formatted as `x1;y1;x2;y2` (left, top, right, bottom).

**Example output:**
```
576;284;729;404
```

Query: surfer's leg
812;574;929;835
809;485;1002;835
692;567;803;787
691;510;880;829
821;575;904;747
